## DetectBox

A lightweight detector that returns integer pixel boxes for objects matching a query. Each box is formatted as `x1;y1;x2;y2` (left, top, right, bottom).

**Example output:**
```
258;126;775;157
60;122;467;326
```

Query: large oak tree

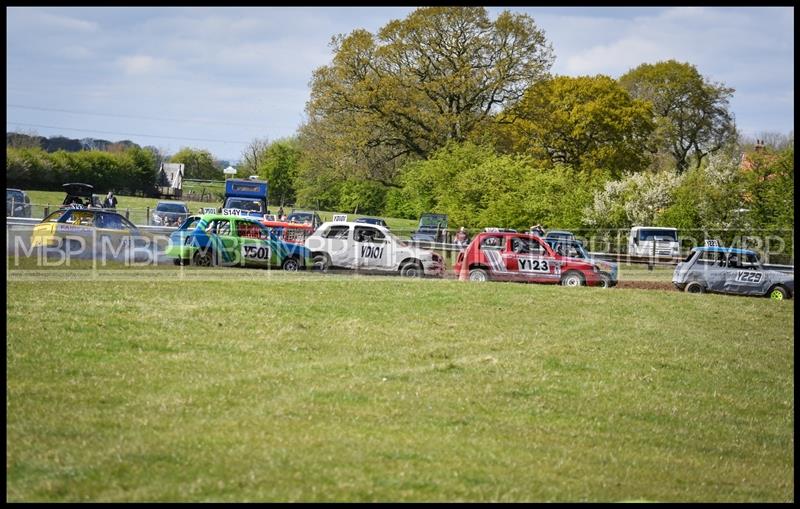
619;60;736;173
301;6;554;187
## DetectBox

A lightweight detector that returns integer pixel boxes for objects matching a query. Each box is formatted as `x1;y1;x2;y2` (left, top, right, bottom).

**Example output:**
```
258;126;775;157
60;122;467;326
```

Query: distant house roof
223;166;237;175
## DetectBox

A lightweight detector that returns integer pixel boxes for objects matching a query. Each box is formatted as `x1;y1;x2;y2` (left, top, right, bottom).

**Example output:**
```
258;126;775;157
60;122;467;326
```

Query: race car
454;231;604;286
304;221;444;277
166;214;312;270
673;246;793;300
546;238;618;288
30;207;142;259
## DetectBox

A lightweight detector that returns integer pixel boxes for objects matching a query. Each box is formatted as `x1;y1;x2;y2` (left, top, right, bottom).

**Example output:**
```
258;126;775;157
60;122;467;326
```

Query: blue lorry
220;178;269;220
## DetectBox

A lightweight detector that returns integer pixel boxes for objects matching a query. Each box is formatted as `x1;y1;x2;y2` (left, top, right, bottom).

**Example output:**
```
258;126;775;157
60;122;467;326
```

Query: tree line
235;6;791;246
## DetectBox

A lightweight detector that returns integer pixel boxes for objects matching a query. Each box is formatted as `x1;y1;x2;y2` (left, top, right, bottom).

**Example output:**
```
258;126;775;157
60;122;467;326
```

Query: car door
320;224;352;268
235;220;272;268
353;225;392;271
506;235;560;283
204;218;238;264
724;253;767;296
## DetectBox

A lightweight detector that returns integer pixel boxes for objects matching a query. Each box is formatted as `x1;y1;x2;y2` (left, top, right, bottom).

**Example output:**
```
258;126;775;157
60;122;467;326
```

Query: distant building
158;163;184;198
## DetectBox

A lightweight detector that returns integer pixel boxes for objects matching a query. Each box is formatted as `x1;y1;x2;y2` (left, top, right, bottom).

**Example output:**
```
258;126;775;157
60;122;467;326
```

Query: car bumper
166;245;196;260
423;260;445;277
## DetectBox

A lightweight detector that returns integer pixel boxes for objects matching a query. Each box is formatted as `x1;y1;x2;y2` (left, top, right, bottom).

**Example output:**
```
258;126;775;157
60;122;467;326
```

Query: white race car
305;221;444;277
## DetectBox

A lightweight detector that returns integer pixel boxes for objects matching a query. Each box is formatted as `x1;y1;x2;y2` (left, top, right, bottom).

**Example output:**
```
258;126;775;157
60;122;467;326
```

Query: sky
5;6;795;163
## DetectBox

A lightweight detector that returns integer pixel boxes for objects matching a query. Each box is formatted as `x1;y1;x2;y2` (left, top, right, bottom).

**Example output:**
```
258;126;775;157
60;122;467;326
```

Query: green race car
166;214;313;270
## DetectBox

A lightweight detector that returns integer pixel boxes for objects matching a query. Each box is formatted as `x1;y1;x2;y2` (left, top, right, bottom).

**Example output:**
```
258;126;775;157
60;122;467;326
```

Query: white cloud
117;55;169;75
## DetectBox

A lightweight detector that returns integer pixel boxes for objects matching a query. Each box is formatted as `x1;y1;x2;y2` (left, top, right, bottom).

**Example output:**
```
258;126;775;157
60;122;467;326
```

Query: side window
236;221;263;239
324;225;351;239
95;212;123;230
354;226;385;243
696;251;723;266
480;236;503;250
512;237;545;255
67;211;93;226
205;219;232;236
741;253;760;269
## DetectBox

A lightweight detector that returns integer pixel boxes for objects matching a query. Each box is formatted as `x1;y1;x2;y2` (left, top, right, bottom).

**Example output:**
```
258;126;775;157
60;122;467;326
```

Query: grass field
6;262;794;502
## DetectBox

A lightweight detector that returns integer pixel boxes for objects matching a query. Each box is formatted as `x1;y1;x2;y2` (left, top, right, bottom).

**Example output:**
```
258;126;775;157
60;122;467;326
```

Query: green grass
6;263;794;501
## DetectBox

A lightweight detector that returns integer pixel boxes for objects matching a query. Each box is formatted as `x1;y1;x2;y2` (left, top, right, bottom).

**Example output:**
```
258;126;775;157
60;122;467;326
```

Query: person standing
455;227;469;249
103;191;118;210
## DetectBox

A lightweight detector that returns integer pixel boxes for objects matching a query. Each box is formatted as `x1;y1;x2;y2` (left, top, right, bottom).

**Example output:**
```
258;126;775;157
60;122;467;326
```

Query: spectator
278;206;284;219
103;191;118;210
455;227;469;249
530;224;545;236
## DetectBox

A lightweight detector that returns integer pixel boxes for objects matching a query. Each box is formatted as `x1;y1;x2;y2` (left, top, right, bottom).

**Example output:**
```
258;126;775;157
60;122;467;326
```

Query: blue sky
6;6;794;162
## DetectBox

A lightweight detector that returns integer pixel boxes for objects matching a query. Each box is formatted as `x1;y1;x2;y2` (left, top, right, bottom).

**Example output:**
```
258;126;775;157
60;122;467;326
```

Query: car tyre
561;270;585;287
312;253;330;272
173;258;189;266
685;281;705;294
400;261;423;278
282;257;300;272
468;268;489;282
769;286;788;301
193;249;215;267
598;273;612;288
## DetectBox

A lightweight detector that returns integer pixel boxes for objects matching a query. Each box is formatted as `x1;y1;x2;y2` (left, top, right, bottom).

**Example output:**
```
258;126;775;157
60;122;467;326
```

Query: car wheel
685;281;705;294
282;257;300;272
769;286;788;301
598;273;612;288
468;268;489;282
193;249;215;267
312;253;330;272
561;271;585;287
173;258;188;266
400;261;423;278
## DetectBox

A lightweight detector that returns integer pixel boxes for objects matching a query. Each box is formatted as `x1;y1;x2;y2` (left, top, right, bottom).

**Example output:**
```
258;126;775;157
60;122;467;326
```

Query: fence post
146;207;150;225
44;205;50;217
649;236;655;271
10;198;15;217
125;208;130;220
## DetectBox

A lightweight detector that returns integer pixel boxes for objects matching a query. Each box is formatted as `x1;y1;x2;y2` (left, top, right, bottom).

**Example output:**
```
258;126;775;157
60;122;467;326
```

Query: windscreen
157;203;188;213
638;229;677;242
224;198;263;212
420;215;446;227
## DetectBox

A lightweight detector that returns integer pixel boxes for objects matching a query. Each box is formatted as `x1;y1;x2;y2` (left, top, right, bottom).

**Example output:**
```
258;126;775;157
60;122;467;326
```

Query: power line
6;121;250;145
7;104;271;129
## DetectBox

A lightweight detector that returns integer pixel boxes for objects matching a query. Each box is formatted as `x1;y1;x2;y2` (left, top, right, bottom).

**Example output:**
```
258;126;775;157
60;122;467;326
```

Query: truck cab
628;226;680;258
221;179;269;220
411;213;448;243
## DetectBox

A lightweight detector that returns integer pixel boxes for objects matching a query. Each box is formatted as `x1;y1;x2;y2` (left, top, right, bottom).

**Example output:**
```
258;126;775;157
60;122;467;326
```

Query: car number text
360;245;385;259
242;245;271;261
736;271;763;284
519;258;550;272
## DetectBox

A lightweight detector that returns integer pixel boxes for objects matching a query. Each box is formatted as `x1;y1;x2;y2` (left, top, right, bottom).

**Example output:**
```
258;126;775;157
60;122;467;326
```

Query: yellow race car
31;208;141;258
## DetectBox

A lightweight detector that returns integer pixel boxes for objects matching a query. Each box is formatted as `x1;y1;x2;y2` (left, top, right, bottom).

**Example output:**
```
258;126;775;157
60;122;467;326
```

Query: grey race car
673;246;793;300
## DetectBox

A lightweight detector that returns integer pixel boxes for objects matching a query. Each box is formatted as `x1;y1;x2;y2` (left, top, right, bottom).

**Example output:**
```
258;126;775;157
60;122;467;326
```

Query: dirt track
615;280;677;291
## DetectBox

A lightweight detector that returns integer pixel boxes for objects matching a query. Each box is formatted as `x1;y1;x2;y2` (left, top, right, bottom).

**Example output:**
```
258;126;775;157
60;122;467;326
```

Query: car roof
546;230;572;234
197;213;263;223
157;200;187;205
691;246;757;256
318;221;388;230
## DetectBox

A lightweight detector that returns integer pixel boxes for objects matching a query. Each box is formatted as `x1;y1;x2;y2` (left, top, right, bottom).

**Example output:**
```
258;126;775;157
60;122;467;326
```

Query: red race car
454;231;604;287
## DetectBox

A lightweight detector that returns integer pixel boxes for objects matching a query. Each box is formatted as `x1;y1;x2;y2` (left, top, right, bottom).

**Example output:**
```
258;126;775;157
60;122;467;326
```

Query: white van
628;226;680;257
